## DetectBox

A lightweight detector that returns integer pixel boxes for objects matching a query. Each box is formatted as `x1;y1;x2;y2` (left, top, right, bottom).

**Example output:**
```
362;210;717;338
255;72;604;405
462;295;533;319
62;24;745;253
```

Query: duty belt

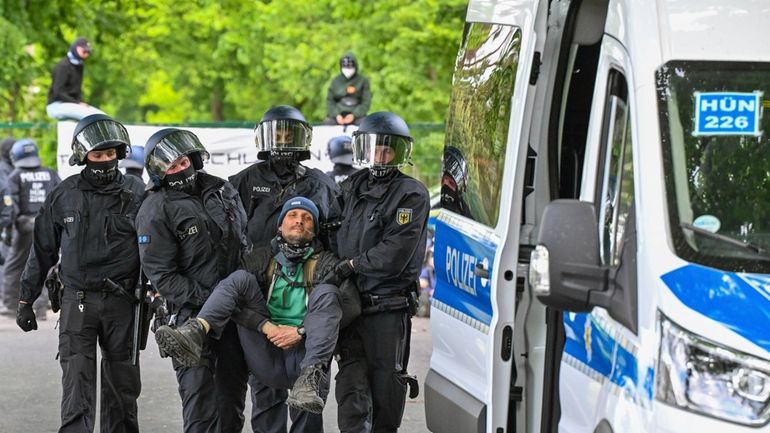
360;293;409;314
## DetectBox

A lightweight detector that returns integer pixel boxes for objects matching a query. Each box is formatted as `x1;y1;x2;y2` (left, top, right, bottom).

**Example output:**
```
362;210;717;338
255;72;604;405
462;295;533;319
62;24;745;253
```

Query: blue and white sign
693;91;763;136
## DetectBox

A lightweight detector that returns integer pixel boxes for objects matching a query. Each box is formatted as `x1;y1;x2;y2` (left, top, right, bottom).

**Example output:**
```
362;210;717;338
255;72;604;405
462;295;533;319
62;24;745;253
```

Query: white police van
425;1;770;432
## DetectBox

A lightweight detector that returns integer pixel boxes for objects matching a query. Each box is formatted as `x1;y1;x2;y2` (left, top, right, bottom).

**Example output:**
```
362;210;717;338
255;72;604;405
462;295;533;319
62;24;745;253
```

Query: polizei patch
397;208;413;225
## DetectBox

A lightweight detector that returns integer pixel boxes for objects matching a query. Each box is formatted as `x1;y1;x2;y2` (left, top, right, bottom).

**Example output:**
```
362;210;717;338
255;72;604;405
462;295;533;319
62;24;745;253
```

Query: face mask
164;165;198;193
84;159;119;185
341;67;356;79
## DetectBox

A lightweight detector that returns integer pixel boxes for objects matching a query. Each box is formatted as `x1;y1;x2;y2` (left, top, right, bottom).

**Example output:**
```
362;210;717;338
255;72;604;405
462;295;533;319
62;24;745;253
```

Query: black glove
323;259;355;286
16;302;37;332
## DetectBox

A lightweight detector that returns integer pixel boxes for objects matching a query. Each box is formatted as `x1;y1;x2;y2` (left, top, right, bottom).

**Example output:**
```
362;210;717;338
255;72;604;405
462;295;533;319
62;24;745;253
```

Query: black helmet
442;146;468;193
352;112;413;176
327;135;354;165
1;137;16;163
70;114;131;166
144;128;209;187
254;105;312;160
10;139;41;168
119;145;145;170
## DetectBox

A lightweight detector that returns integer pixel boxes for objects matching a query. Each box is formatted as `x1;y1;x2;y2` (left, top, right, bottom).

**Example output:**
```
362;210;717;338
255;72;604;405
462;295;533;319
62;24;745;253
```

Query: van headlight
657;314;770;426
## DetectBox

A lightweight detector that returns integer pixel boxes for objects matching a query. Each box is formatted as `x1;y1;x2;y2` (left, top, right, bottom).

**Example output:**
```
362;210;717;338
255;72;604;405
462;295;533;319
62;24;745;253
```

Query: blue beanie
278;196;320;234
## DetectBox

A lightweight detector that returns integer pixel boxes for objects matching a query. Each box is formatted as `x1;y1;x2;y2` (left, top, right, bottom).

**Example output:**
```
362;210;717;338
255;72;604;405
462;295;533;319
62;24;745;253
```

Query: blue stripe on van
563;312;654;402
661;264;770;353
431;218;496;326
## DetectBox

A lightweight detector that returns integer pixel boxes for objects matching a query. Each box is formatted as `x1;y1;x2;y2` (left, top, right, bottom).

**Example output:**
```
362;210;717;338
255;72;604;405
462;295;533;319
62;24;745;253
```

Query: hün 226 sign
693;91;763;136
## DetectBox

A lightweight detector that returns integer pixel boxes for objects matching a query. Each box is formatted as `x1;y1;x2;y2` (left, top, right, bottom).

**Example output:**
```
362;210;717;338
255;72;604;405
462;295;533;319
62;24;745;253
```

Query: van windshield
658;61;770;273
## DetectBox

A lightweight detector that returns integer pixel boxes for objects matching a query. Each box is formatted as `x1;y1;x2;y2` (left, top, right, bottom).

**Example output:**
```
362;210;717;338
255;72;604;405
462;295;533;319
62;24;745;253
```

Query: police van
425;1;770;432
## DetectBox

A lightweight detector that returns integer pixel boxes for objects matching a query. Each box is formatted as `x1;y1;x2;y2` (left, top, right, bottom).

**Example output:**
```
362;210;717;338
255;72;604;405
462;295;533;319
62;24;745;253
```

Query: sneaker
287;363;327;414
154;319;207;367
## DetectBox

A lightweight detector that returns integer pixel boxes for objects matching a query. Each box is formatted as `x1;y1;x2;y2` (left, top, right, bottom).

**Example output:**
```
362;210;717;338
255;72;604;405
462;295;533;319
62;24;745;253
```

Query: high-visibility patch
397;208;413;225
3;196;11;207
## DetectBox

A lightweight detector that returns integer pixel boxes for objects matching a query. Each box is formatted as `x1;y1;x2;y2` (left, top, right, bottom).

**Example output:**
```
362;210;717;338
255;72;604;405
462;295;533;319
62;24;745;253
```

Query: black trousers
4;217;46;311
58;290;141;433
335;311;411;433
172;314;248;433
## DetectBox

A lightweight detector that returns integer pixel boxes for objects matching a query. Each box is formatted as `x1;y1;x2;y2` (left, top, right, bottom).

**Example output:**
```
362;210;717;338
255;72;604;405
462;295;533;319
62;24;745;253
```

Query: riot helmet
70;114;131;166
352;111;413;177
144;128;209;188
10;139;41;168
442;146;468;194
119;145;145;170
327;135;354;166
254;105;312;161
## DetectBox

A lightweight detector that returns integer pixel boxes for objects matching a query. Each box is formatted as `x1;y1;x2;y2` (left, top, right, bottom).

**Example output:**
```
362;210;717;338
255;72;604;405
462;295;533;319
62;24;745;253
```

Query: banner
56;122;359;181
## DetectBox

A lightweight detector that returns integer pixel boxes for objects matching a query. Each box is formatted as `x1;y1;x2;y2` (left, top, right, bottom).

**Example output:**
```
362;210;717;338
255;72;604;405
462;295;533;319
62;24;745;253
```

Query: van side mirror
529;200;608;311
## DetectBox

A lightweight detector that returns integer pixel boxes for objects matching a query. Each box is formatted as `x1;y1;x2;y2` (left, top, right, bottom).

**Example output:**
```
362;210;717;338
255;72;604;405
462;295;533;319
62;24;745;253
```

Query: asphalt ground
0;311;432;432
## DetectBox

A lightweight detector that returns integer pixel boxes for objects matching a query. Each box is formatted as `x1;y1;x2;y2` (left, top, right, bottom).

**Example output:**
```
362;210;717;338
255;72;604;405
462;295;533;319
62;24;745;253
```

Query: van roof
610;0;770;65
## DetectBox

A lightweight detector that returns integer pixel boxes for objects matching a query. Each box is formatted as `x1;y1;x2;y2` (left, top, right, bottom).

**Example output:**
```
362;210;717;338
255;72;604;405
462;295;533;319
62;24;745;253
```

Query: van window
597;71;633;266
441;23;521;227
658;61;770;273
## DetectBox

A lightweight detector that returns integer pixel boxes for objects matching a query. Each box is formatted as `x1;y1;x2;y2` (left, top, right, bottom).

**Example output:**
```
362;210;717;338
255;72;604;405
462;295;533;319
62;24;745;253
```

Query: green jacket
326;73;372;119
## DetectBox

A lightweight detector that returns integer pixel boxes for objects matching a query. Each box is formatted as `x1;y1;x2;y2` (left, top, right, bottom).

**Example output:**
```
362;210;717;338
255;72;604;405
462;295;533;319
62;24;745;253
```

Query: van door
424;2;544;432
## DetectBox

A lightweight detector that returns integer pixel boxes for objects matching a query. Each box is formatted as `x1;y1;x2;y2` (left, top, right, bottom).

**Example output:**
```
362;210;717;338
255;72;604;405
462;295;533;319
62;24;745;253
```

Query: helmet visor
352;132;412;168
72;120;131;163
146;130;209;179
254;119;312;152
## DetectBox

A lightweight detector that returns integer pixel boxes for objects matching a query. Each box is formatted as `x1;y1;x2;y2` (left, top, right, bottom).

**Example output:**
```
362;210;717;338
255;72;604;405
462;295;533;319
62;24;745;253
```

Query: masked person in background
17;114;145;433
45;37;106;120
1;139;60;320
324;53;372;126
333;112;430;433
229;105;343;433
136;128;249;433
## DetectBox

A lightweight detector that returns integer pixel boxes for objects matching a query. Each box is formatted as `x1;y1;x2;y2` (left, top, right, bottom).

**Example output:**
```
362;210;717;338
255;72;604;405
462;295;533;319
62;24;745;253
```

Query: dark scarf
83;159;119;185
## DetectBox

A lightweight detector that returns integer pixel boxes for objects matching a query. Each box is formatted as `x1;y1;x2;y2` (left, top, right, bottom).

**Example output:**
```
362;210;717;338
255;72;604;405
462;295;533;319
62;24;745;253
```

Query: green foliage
0;0;466;186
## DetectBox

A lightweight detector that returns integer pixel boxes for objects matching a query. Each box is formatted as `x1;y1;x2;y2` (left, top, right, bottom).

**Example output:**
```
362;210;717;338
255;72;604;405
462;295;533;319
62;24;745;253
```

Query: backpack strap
303;255;318;294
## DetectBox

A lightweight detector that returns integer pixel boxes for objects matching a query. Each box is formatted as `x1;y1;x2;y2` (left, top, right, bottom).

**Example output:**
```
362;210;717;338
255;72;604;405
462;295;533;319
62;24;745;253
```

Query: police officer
332;112;430;433
136;128;248;433
228;105;343;433
119;144;145;180
326;135;359;185
1;139;60;319
324;53;372;126
16;114;145;433
440;145;472;218
0;136;16;316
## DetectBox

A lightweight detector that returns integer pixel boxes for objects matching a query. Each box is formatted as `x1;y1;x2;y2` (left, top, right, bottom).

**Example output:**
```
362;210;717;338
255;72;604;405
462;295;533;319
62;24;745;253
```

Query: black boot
155;319;207;367
287;363;326;414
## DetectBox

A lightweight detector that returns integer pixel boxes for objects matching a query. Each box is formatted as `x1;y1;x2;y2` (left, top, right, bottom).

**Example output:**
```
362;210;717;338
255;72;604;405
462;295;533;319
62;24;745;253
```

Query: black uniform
0;147;14;311
20;172;145;433
335;169;429;433
136;172;248;433
229;160;342;433
47;56;84;104
230;160;342;248
2;166;60;312
326;164;360;186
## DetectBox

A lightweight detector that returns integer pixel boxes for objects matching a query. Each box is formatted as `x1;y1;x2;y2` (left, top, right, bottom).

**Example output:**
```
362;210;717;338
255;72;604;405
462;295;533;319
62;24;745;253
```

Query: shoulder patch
138;234;151;244
397;208;413;225
3;196;11;207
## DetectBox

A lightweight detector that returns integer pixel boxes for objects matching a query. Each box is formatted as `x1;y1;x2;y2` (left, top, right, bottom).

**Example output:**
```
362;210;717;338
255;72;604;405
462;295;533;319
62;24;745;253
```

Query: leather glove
323;259;355;286
17;302;37;332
